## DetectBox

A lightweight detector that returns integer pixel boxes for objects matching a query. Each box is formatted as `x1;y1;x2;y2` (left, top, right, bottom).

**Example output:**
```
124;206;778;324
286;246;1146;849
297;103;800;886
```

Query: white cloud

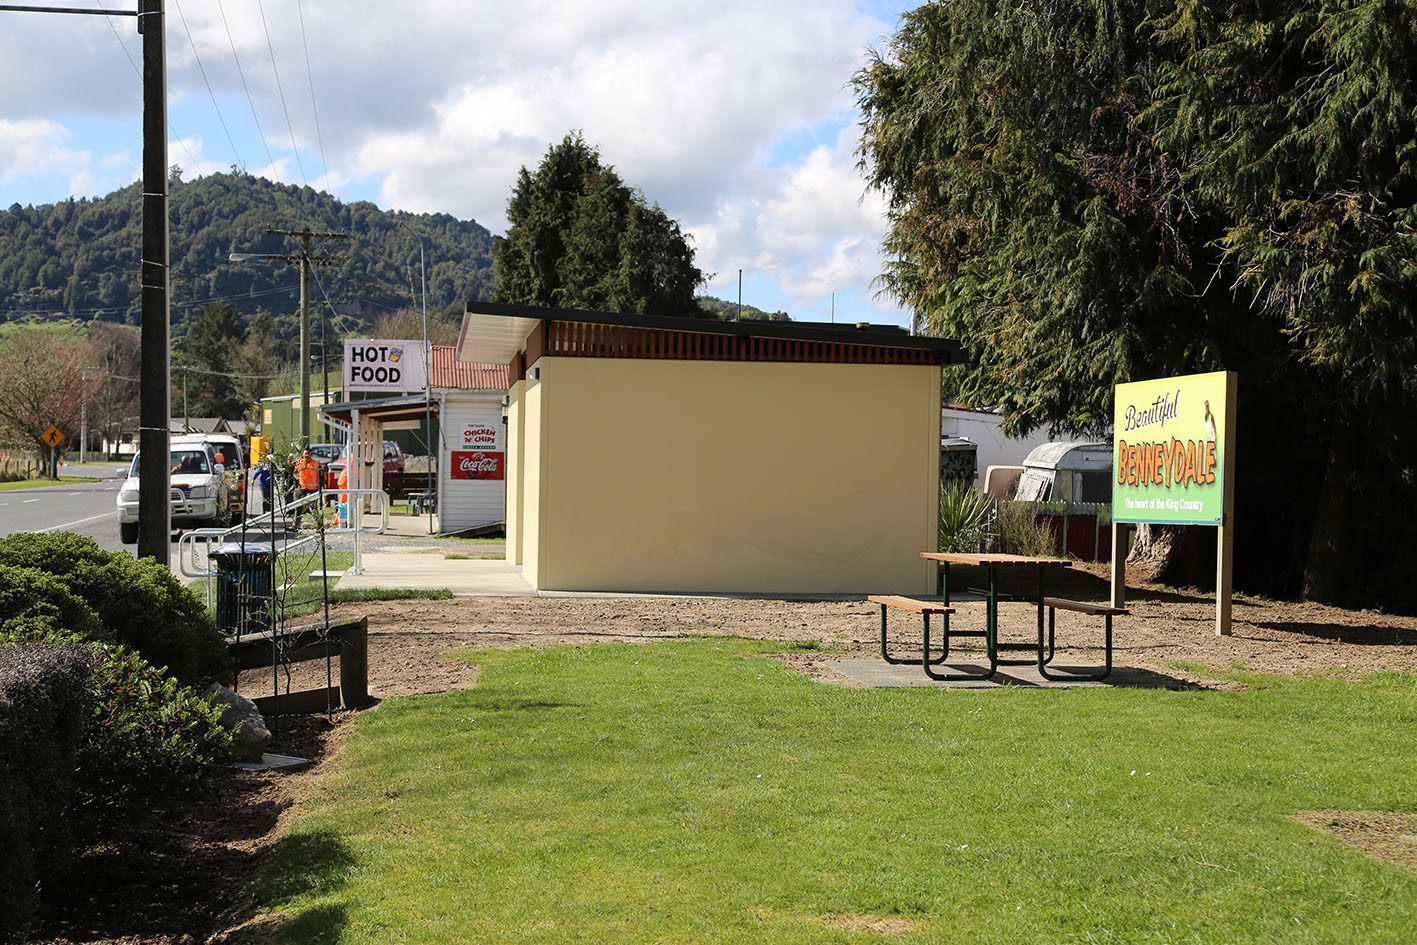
0;0;909;321
0;119;85;180
694;128;899;316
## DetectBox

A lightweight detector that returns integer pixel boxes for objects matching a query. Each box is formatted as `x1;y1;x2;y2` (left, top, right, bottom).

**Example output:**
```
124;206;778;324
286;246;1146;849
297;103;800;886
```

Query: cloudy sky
0;1;914;326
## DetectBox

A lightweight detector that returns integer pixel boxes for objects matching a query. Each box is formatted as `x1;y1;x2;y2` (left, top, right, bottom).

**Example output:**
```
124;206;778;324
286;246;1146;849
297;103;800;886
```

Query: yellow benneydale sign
1113;371;1231;526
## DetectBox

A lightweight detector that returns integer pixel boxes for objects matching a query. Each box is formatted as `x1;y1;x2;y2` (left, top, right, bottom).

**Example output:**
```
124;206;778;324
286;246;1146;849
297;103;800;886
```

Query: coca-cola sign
449;450;504;481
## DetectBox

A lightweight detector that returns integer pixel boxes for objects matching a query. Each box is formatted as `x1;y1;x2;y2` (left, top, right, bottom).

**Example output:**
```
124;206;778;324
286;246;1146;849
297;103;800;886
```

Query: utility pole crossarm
0;5;136;14
230;227;348;446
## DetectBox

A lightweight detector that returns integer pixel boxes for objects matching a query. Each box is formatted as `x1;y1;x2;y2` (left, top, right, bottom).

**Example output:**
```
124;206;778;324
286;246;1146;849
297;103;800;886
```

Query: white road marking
38;511;116;533
22;498;39;504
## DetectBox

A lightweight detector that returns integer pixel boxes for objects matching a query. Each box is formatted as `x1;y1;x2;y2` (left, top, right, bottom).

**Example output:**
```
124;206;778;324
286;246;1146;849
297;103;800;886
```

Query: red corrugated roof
430;345;507;390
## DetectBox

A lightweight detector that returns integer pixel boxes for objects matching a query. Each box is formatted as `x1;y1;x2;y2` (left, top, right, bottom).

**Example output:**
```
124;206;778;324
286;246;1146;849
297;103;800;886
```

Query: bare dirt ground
248;565;1417;700
27;570;1417;943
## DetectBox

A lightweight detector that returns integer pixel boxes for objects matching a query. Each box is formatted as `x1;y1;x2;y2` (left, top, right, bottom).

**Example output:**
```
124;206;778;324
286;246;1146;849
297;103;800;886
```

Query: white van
172;433;247;519
116;444;230;544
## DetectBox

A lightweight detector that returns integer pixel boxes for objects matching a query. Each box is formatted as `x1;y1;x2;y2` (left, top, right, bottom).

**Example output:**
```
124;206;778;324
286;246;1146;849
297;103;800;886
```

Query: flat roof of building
457;301;964;366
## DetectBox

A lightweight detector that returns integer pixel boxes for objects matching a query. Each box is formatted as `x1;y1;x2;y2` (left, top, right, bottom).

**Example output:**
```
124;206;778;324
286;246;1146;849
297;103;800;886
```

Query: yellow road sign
41;425;64;448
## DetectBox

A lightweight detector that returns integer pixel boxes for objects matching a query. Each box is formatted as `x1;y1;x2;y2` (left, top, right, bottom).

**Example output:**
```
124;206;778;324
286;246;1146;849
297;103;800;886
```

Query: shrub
75;645;231;824
0;644;91;943
994;500;1058;556
0;564;108;645
0;532;231;685
939;484;989;552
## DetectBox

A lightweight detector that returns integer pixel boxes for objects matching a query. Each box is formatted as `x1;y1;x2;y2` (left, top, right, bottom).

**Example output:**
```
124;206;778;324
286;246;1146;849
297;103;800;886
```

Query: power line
172;362;297;380
172;0;242;171
216;0;274;171
92;0;203;175
295;0;329;184
256;0;307;188
1;283;300;320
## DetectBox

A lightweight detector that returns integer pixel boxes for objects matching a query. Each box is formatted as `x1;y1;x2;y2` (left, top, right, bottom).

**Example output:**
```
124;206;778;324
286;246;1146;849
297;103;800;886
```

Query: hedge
0;644;91;943
0;532;230;686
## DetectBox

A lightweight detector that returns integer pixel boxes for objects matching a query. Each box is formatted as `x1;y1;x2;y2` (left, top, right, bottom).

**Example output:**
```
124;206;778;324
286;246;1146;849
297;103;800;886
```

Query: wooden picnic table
918;552;1073;679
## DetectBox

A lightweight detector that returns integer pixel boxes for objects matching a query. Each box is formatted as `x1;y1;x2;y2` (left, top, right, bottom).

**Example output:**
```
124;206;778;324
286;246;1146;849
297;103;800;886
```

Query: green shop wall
258;390;440;457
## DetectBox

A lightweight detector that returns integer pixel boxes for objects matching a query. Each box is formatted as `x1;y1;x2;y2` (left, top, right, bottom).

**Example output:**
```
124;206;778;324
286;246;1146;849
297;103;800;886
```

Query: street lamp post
395;219;433;534
80;366;101;464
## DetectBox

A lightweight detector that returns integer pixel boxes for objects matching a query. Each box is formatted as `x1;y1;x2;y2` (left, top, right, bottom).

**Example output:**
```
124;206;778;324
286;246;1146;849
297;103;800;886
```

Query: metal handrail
178;488;391;603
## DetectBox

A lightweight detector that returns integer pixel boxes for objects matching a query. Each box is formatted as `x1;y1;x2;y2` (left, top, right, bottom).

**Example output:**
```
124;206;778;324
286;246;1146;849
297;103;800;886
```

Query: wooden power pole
0;2;170;562
137;0;171;563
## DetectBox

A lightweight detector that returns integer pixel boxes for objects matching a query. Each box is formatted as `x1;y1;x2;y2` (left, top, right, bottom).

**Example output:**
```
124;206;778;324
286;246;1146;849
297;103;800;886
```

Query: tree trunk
1301;405;1362;605
1128;523;1214;589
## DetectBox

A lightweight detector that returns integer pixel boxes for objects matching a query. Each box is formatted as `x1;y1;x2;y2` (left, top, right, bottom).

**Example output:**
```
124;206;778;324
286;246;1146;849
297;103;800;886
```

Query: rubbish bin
212;541;275;634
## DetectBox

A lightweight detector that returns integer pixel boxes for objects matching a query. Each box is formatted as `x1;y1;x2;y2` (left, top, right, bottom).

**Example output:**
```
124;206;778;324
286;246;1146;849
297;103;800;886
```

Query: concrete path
827;658;1194;690
334;552;536;596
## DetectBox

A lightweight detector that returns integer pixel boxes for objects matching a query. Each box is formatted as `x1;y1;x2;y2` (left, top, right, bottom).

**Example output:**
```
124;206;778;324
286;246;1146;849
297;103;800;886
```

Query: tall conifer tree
494;134;705;316
855;0;1417;605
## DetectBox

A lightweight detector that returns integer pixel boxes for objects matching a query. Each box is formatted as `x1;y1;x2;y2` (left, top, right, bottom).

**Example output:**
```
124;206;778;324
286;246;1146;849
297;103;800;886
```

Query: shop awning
319;394;440;426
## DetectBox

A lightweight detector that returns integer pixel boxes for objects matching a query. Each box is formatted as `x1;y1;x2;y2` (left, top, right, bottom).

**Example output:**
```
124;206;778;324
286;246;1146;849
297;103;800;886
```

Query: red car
325;441;405;489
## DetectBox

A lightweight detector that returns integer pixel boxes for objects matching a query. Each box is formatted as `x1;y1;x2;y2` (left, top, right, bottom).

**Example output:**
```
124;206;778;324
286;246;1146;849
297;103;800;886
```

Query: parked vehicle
1012;441;1112;503
324;441;405;490
382;440;405;473
116;445;230;544
1008;441;1115;561
308;442;345;463
172;433;246;518
308;442;347;489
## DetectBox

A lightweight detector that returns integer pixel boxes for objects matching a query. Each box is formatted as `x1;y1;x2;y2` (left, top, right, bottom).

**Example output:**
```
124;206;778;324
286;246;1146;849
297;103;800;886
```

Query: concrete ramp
334;553;536;596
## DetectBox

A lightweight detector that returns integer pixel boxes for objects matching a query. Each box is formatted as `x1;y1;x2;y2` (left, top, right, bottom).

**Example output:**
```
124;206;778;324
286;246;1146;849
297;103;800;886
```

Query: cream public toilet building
458;303;962;595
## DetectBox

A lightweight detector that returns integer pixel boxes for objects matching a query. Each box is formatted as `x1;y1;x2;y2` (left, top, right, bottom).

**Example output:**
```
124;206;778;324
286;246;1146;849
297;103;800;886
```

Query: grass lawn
268;551;452;618
245;640;1417;944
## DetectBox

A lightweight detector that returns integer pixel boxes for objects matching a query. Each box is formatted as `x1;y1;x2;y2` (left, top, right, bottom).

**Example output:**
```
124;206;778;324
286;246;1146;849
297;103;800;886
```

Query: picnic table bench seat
1038;598;1129;681
866;594;954;616
867;594;999;681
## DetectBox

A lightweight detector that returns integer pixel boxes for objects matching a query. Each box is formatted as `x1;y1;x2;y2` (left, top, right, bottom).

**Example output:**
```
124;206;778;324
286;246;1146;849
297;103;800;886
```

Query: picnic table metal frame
919;552;1073;680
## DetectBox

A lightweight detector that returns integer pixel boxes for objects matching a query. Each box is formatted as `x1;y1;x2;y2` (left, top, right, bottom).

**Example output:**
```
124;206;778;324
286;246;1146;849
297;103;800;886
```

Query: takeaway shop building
456;302;962;595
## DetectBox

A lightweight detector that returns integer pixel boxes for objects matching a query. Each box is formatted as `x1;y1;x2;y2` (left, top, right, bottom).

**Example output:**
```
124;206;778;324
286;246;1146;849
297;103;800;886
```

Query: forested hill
0;172;496;334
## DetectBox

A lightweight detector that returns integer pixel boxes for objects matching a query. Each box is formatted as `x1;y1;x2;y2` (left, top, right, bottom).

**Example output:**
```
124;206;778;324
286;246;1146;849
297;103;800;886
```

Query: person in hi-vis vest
293;448;320;528
337;463;350;527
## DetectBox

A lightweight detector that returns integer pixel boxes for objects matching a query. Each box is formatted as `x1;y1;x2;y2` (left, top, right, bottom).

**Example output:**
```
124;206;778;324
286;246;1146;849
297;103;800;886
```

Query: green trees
495;134;706;315
854;1;1417;605
178;302;248;419
0;173;495;329
0;328;95;475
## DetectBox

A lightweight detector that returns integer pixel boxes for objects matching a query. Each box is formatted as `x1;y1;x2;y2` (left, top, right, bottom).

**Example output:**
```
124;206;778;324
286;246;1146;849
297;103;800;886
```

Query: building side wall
531;357;940;594
505;380;526;564
521;376;547;588
438;394;507;531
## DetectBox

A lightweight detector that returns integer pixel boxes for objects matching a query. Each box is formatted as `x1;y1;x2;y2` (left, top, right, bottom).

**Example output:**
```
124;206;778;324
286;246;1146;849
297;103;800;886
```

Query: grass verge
241;639;1417;944
0;475;99;491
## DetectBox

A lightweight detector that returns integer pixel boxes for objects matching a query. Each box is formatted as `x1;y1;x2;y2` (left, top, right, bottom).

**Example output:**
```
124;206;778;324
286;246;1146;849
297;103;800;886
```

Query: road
1;464;191;557
3;467;452;569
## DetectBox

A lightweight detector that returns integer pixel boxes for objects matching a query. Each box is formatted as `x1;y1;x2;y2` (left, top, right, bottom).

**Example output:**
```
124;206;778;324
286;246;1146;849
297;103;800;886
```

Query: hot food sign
343;339;428;393
450;450;504;481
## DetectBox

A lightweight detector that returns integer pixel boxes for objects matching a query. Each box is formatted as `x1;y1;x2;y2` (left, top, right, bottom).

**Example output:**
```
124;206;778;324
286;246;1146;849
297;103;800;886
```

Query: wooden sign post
1111;371;1238;636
